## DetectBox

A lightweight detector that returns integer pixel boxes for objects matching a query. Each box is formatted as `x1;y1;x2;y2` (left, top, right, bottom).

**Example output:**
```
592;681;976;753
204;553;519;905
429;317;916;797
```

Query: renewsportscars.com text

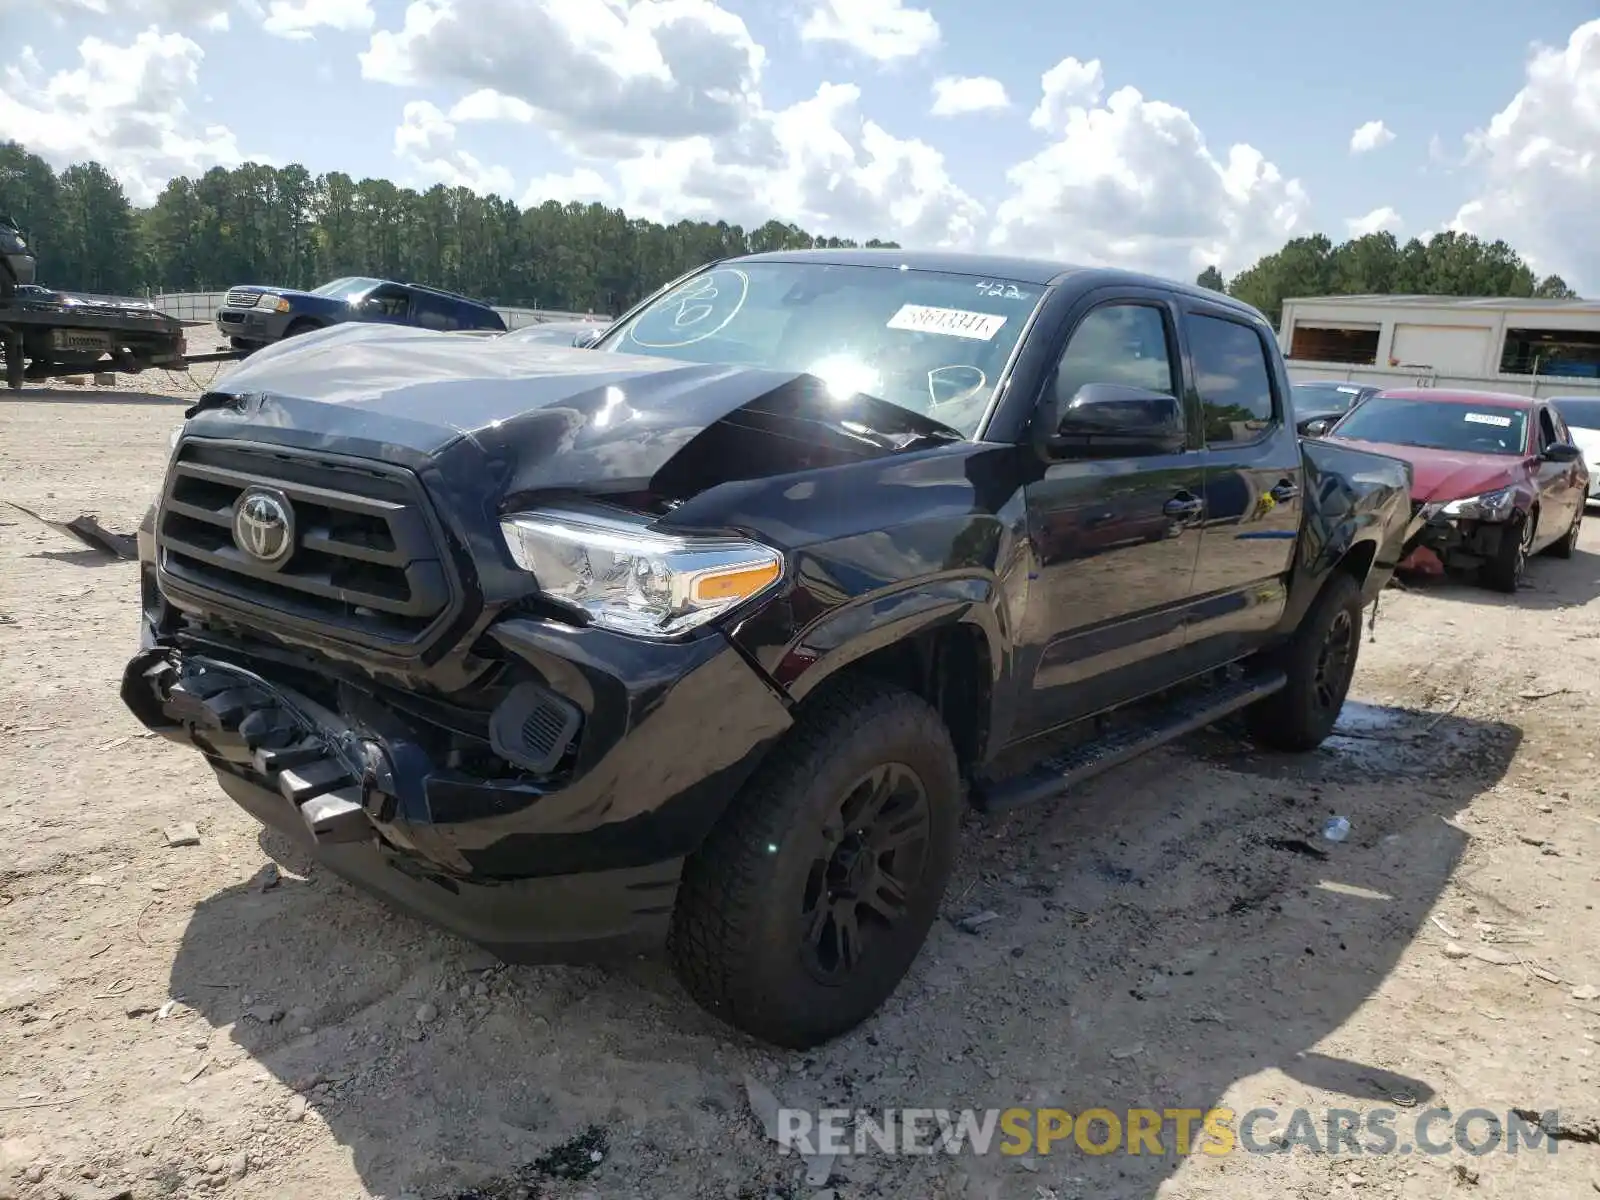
776;1107;1565;1158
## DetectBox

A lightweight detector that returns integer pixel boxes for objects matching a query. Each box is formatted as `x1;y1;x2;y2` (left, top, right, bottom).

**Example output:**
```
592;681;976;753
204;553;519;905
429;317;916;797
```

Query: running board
973;669;1288;813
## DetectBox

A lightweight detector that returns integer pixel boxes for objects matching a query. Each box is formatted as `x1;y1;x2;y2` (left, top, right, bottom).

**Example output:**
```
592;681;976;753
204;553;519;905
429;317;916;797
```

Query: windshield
311;276;382;300
1552;398;1600;432
1331;397;1528;455
595;261;1045;438
1292;382;1365;413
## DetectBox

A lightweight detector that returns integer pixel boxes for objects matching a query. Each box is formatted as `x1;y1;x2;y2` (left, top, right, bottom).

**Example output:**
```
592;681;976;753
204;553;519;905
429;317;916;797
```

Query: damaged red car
1310;388;1588;592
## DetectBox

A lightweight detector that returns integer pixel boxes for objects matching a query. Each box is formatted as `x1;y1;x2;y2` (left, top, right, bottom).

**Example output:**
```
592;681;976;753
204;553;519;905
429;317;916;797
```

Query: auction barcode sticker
1463;412;1513;427
887;304;1008;341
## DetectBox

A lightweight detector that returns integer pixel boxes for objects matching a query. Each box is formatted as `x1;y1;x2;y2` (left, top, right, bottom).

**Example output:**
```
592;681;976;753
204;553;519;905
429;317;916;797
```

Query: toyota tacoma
122;250;1414;1049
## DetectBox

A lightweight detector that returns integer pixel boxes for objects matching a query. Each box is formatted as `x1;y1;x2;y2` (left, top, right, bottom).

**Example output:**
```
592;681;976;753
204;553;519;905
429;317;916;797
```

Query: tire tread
668;675;956;1046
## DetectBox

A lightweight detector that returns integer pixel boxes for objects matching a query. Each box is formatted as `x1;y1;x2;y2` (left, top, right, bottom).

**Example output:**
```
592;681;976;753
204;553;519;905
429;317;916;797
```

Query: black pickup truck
121;251;1413;1049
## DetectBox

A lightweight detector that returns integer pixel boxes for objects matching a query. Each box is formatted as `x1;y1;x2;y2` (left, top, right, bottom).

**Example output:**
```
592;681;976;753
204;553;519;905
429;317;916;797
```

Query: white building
1278;294;1600;398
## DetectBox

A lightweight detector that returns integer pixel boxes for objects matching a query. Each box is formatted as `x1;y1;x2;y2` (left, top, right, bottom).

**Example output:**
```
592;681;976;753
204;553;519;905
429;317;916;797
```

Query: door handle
1270;481;1300;503
1164;494;1204;519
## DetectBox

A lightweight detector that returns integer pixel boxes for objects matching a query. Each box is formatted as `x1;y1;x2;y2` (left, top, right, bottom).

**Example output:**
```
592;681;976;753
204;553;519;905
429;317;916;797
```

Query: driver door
1013;290;1207;739
1533;403;1581;545
357;284;414;326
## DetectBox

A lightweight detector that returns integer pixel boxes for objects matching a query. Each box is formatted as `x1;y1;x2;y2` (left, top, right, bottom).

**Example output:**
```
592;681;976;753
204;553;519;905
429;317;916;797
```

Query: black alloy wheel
800;762;931;985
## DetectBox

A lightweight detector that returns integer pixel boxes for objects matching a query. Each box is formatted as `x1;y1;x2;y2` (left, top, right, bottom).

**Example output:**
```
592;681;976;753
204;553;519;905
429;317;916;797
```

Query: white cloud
799;0;938;62
261;0;374;39
361;0;764;145
1451;19;1600;291
1029;56;1105;132
521;167;613;209
448;88;535;124
393;100;515;196
0;28;245;204
13;0;233;26
609;82;982;247
1346;206;1402;237
1348;119;1395;154
930;75;1008;117
993;59;1309;279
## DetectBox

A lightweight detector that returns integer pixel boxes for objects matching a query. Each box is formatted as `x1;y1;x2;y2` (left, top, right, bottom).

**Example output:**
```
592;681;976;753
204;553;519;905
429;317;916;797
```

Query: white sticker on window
1463;412;1513;427
1336;386;1361;394
886;304;1007;341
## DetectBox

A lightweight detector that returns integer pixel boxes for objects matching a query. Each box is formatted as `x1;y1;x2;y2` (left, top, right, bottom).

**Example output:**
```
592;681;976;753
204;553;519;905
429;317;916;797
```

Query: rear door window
413;294;459;331
1187;314;1279;445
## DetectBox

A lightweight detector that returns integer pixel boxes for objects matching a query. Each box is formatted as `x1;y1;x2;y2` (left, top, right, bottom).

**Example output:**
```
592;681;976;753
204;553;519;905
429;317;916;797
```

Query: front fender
768;572;1007;706
1282;438;1414;630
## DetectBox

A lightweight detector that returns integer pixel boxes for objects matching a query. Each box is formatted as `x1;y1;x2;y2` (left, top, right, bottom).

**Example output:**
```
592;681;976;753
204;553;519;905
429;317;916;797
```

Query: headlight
499;507;784;638
254;293;290;314
1441;487;1517;520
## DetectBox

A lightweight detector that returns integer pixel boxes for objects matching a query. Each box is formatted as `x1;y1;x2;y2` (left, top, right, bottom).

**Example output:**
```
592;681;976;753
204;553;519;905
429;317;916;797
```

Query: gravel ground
2;372;1598;1200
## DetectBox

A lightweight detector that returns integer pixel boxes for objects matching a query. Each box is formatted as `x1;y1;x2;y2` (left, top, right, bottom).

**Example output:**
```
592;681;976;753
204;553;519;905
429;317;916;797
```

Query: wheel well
836;625;991;772
284;316;323;334
1336;539;1377;588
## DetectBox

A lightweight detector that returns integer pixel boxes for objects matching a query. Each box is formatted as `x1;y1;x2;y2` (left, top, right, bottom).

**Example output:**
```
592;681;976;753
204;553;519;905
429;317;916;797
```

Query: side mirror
1042;381;1185;458
1543;441;1582;463
572;328;603;349
1301;417;1332;437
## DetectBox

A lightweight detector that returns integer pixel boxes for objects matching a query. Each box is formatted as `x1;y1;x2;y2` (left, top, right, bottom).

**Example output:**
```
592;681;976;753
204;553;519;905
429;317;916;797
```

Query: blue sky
3;1;1598;288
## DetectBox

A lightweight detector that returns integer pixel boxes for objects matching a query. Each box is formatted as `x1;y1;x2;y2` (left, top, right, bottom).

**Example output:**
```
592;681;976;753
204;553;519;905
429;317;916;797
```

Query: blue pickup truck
216;276;505;349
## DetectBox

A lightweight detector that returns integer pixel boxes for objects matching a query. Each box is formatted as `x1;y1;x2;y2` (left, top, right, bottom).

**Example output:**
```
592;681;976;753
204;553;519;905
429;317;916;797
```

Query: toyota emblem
233;487;295;565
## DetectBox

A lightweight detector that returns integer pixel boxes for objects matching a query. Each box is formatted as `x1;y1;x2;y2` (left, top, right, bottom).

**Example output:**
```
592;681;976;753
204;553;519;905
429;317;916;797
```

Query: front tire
1546;504;1581;559
1246;571;1363;752
1482;509;1534;593
281;318;321;340
668;677;961;1049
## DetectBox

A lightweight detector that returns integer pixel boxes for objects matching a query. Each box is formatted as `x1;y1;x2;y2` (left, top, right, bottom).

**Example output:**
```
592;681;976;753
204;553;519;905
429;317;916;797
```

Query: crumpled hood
186;322;962;500
1329;437;1521;503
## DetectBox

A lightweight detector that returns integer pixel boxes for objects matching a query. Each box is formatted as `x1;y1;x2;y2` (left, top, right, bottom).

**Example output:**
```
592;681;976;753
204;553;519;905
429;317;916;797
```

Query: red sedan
1313;388;1589;592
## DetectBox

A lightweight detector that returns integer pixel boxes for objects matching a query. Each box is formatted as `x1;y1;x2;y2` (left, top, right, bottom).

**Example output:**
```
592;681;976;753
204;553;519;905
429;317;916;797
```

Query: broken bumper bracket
121;646;370;845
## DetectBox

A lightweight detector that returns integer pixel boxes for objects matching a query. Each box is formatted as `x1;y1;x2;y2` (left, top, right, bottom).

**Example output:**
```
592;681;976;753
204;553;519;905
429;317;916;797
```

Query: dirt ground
2;353;1599;1200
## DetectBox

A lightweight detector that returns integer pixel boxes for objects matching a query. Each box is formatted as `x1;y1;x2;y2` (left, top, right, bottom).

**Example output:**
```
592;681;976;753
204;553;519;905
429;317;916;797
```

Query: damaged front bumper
120;616;793;961
1399;503;1516;573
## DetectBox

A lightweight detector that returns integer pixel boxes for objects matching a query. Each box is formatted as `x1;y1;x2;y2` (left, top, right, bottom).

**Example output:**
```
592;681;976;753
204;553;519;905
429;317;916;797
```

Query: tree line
1;140;1579;318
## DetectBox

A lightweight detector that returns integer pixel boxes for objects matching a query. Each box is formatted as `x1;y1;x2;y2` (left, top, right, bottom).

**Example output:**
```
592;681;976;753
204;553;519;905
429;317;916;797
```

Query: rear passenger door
1015;289;1208;738
413;293;460;332
1181;303;1304;666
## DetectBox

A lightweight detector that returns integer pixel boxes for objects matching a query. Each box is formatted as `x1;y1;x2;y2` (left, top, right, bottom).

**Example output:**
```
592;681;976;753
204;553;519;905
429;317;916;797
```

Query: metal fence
145;293;601;330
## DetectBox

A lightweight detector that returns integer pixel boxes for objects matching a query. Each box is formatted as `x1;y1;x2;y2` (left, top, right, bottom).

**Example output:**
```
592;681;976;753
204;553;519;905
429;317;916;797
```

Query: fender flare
773;573;1009;738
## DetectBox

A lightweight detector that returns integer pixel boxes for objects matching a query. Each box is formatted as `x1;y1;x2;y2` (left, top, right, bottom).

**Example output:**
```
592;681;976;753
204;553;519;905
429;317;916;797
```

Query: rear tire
1246;571;1363;752
1482;509;1534;593
668;676;961;1049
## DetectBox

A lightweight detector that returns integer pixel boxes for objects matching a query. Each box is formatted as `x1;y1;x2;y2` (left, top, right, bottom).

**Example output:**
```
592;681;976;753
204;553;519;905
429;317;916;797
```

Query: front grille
224;289;261;310
156;441;458;650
